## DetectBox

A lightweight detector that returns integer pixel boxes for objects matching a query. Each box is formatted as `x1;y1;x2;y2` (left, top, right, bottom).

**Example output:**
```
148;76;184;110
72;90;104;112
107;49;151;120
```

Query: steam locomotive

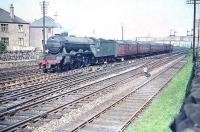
39;34;173;72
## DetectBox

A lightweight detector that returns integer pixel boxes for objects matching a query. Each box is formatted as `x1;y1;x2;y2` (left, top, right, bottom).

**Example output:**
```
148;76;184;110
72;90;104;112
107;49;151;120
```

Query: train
39;34;173;72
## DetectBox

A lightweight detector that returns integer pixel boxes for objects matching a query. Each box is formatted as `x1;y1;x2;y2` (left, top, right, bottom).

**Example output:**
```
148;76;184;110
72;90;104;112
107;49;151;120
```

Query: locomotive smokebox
46;36;63;54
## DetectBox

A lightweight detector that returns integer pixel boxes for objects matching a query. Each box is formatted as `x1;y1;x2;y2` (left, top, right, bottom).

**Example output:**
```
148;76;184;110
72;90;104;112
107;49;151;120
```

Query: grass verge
128;54;193;132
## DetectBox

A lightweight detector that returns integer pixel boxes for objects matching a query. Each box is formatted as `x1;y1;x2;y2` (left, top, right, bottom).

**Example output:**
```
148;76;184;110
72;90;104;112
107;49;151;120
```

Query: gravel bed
0;59;37;69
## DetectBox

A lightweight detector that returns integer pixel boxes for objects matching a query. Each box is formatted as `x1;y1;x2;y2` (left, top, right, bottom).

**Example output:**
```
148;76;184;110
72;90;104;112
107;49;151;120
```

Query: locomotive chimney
10;4;14;19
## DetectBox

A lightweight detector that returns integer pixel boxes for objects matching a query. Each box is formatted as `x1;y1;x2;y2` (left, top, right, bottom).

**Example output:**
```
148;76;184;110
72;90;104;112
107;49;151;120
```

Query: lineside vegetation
128;53;193;132
0;41;7;53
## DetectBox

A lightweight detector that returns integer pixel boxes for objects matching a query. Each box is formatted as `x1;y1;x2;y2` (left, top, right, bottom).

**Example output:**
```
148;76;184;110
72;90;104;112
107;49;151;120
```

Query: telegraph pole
169;29;177;48
121;24;124;40
186;29;193;49
186;0;200;61
187;30;190;36
197;19;200;58
193;0;196;61
40;1;49;53
169;29;177;37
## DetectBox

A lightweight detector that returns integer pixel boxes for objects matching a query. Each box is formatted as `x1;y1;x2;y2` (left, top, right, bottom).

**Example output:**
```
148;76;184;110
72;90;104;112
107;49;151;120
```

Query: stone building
30;16;62;50
0;4;30;50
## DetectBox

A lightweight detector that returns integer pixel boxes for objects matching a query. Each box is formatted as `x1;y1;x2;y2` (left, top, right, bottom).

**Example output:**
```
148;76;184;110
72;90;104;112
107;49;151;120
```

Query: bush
0;41;7;53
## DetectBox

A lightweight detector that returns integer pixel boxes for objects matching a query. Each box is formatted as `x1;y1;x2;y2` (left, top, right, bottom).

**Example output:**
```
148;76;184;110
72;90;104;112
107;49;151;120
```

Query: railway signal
186;0;200;61
121;24;124;40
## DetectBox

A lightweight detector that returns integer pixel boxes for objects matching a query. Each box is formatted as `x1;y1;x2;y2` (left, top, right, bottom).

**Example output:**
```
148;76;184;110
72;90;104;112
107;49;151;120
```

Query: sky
0;0;197;39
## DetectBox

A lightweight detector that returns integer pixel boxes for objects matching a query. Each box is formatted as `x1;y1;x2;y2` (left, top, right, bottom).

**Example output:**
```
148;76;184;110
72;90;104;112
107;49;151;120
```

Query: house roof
30;16;62;28
0;8;29;24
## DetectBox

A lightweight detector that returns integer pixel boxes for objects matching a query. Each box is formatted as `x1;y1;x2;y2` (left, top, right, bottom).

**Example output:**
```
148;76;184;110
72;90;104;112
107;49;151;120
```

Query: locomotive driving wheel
43;68;47;73
83;57;90;67
56;64;63;72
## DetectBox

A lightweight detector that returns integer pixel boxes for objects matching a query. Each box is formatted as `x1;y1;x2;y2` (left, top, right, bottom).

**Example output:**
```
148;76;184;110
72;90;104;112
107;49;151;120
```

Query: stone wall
0;50;42;61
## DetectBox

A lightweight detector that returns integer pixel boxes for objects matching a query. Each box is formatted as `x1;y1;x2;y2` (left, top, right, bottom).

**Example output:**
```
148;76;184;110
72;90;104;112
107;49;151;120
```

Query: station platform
170;57;200;132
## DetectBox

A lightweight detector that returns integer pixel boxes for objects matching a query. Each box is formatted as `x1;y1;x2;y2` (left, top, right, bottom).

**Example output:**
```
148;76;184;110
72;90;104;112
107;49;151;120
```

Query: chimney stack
10;4;14;19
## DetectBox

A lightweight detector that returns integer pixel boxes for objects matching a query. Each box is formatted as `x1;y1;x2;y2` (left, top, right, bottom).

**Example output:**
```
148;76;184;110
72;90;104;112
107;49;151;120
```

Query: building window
1;24;8;32
18;38;24;46
48;28;51;33
18;25;23;32
1;37;9;46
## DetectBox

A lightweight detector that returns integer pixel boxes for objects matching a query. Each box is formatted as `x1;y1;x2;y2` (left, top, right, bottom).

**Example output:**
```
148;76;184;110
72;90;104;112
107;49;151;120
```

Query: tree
0;41;7;53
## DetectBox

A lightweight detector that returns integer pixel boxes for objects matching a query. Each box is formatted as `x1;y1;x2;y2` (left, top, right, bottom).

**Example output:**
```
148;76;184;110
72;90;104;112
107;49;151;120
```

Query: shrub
0;41;7;53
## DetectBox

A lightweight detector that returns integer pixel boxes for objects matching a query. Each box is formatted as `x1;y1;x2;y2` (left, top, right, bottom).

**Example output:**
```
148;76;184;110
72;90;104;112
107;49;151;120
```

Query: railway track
0;54;178;107
0;57;153;109
0;53;183;131
55;55;186;132
0;63;41;89
0;53;176;91
0;63;97;91
0;59;37;69
0;56;139;91
0;53;170;101
0;66;39;85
